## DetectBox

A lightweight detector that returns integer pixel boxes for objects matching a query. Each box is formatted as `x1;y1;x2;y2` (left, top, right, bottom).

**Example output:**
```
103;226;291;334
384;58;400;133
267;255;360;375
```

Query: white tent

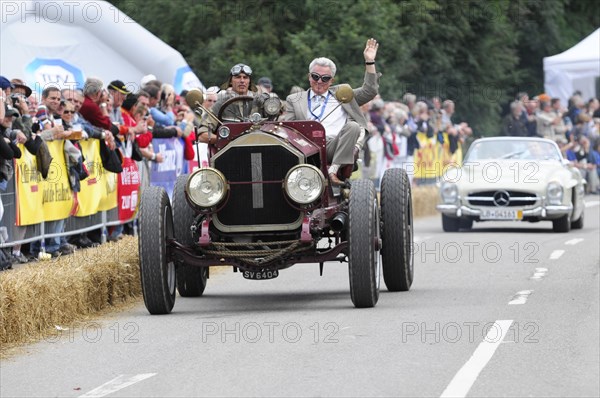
543;28;600;104
0;0;204;94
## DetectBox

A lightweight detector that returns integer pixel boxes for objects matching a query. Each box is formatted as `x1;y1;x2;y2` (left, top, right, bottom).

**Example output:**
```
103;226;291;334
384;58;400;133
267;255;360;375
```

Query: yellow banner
42;140;73;221
97;169;117;211
76;140;104;216
14;139;119;224
15;144;44;226
413;132;463;179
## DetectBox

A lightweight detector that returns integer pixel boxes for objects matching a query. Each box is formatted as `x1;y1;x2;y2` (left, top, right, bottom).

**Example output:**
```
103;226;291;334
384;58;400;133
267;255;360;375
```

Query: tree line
110;0;599;135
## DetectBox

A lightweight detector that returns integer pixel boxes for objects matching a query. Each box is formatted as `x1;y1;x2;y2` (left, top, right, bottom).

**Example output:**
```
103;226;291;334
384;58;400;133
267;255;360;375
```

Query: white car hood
451;160;576;194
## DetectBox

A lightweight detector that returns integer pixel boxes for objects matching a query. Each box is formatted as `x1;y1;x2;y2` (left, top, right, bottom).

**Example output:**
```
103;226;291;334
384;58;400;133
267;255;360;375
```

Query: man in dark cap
0;76;14;94
257;76;273;94
107;79;131;125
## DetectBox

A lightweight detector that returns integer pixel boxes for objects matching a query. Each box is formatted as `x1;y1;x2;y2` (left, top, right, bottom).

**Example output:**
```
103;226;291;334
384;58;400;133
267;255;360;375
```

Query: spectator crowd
502;91;600;193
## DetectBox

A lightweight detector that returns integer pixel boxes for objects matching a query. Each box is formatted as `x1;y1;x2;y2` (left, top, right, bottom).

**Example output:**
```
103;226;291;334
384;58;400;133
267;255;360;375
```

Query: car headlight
185;168;228;208
440;182;458;204
546;181;563;205
263;97;282;116
284;165;325;205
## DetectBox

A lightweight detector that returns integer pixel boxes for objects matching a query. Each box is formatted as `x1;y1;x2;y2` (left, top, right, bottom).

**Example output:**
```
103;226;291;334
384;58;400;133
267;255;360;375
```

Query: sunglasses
230;64;252;76
62;110;75;114
310;72;333;83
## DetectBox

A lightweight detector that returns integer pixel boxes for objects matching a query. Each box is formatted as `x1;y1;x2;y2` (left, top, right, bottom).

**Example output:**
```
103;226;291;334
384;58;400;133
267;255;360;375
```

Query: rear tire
442;214;460;232
173;175;208;297
348;179;380;308
139;186;176;314
380;168;414;292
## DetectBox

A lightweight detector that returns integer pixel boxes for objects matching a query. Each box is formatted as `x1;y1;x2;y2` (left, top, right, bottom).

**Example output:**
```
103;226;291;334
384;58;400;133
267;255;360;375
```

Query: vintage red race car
138;87;414;314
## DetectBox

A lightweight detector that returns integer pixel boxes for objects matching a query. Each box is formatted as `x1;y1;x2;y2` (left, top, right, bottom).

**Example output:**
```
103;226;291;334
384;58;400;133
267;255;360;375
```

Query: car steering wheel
217;96;255;122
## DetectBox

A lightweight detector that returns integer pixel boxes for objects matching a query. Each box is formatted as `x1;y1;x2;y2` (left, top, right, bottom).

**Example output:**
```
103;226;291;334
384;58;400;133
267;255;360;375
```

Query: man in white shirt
283;38;380;185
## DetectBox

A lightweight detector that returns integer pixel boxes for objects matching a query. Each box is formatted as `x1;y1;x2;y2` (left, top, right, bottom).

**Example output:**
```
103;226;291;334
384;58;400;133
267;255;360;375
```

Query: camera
10;93;29;108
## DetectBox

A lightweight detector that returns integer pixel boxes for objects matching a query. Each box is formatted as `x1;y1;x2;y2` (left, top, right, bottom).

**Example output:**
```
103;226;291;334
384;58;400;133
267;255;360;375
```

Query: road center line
79;374;156;398
565;238;584;245
508;290;533;305
549;250;565;260
584;201;599;208
530;267;548;280
440;320;514;398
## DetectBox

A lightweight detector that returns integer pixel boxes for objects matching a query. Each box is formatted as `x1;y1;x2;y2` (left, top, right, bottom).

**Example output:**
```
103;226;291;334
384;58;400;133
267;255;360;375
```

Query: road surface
1;196;599;398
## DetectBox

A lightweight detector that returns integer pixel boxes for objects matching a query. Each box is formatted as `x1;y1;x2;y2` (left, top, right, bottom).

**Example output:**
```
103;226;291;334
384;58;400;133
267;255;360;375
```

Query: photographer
9;79;34;141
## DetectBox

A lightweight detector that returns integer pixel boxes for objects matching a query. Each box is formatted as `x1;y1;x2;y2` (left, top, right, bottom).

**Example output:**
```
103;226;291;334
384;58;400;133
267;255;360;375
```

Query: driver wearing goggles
196;63;259;144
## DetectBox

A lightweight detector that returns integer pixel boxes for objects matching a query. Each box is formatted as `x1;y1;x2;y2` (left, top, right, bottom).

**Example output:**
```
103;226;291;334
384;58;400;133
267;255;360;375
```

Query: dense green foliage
110;0;598;135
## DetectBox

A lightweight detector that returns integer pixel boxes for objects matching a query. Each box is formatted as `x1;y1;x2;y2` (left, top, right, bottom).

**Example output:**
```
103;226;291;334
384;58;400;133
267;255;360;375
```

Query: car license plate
242;269;279;280
480;209;523;220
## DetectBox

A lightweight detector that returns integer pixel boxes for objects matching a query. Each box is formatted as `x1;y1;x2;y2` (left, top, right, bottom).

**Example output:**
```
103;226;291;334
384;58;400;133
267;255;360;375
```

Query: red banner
117;157;140;221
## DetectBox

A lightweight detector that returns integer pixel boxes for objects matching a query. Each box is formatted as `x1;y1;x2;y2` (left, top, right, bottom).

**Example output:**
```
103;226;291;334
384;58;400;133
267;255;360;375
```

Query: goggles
310;72;333;83
230;64;253;76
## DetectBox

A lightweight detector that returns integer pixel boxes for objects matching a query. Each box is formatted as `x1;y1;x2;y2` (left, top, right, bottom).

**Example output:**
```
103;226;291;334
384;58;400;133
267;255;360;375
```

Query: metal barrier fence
0;160;149;250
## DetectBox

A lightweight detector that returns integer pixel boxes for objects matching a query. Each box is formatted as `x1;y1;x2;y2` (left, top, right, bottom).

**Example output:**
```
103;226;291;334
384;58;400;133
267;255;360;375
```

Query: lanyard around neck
308;92;331;121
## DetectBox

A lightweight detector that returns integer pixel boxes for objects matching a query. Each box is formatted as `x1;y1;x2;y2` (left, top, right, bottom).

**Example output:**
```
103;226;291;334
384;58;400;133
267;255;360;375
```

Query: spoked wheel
139;186;176;314
173;175;208;297
380;168;414;292
348;179;381;308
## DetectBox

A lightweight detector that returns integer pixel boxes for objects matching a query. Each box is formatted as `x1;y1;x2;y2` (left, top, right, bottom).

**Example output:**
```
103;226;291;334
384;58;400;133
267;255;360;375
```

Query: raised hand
363;38;379;62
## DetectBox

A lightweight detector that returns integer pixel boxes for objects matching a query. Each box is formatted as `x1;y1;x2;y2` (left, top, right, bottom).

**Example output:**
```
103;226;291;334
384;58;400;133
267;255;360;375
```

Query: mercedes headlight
284;165;325;205
185;168;228;208
546;181;563;205
440;182;458;204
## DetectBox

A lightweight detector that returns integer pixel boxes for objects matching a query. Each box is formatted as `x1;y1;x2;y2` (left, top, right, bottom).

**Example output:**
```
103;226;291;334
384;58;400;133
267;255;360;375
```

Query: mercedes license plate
242;269;279;280
480;209;523;220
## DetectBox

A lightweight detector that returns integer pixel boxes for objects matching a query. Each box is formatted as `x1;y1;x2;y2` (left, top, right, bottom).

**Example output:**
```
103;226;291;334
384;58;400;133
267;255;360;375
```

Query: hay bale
0;236;141;349
412;185;440;218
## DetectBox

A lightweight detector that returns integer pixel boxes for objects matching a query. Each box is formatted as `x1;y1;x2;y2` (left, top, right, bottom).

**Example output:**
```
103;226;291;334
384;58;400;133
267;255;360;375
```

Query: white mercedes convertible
436;137;585;232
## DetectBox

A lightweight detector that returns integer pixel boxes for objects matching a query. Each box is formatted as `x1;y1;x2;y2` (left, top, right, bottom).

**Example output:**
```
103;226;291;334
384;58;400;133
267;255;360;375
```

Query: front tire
173;175;208;297
442;214;460;232
380;168;414;292
571;208;584;230
552;214;571;233
348;179;380;308
139;186;176;314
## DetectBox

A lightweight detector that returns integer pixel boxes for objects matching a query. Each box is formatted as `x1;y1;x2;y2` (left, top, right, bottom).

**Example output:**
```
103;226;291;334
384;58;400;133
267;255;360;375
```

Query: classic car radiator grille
468;190;539;207
214;145;301;229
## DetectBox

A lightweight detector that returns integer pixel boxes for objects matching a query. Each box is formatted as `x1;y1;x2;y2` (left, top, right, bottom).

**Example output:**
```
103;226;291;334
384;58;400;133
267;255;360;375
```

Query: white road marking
565;238;584;245
584;201;599;208
530;267;548;280
549;250;565;260
508;290;533;305
440;320;513;398
79;374;156;398
414;235;432;243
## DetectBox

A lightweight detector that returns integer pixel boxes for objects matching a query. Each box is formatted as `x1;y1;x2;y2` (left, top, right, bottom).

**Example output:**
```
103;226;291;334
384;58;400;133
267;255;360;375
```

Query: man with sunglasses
197;63;258;144
283;38;380;186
